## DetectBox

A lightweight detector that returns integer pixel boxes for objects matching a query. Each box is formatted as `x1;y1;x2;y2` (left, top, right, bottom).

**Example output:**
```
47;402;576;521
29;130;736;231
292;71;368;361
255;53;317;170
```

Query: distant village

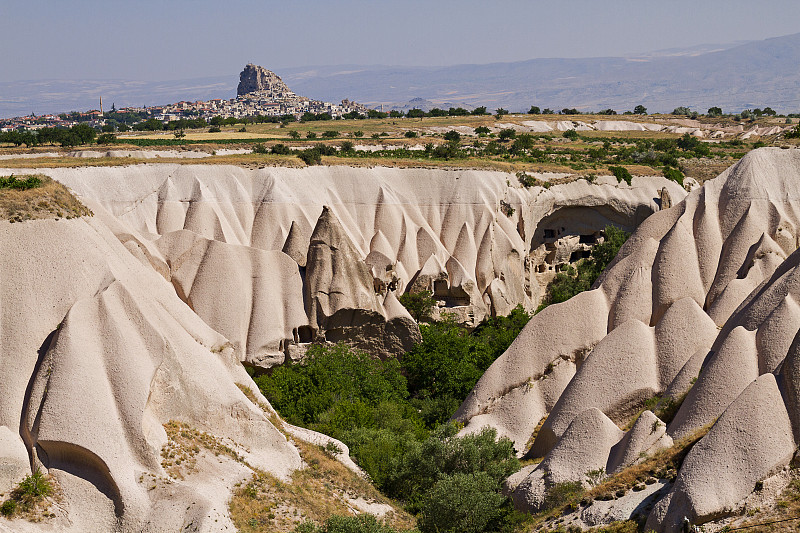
0;65;370;132
0;95;370;133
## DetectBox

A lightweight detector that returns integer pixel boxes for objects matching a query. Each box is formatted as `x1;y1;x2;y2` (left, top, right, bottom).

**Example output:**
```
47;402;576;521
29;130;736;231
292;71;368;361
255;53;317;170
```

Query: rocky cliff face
454;148;800;532
237;63;293;97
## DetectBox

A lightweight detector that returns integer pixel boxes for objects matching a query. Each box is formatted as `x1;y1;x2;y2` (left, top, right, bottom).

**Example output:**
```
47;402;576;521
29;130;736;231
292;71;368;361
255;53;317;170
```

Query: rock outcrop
453;148;800;531
0;161;687;530
237;63;294;97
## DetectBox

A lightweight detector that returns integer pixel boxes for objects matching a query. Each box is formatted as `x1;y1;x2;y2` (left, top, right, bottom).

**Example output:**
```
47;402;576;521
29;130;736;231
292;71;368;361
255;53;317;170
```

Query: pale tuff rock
0;161;685;530
454;148;800;531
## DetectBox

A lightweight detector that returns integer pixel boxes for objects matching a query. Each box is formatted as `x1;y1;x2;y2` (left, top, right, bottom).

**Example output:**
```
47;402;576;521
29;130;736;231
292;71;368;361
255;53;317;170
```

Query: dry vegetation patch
0;174;91;222
161;421;247;480
229;439;414;533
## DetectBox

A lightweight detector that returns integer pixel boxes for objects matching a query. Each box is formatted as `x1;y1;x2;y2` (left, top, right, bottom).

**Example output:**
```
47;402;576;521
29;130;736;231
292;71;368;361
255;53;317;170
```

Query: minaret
100;96;103;116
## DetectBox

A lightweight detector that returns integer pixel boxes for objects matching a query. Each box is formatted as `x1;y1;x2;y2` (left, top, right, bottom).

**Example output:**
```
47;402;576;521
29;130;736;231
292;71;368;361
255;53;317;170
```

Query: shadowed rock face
237;63;292;97
453;148;800;532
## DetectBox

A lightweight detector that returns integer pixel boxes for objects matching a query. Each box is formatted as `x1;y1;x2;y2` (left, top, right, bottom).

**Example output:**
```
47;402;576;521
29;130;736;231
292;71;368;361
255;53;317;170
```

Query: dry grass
0;174;92;222
161;421;247;480
584;425;711;502
229;440;414;533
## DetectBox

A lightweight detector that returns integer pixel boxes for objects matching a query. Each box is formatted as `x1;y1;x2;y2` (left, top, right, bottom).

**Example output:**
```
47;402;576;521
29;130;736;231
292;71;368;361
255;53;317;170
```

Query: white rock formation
454;148;800;531
0;161;685;530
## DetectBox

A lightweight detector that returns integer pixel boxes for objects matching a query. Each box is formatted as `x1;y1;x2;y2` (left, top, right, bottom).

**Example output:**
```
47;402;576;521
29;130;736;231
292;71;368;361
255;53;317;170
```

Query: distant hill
2;33;799;118
280;33;800;114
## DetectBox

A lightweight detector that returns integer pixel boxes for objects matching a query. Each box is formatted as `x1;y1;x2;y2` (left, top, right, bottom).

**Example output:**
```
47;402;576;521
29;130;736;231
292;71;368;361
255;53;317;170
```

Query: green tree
406;108;425;118
633;105;647;115
707;106;723;117
473;126;490;135
419;472;508;533
498;128;516;141
398;290;436;322
495;108;508;117
471;106;488;115
528;105;541;114
563;129;579;140
609;165;632;185
443;130;461;142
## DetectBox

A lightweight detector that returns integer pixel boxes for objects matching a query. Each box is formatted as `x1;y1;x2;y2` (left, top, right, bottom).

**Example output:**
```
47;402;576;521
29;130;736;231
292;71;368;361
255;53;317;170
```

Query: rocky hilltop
237;63;294;97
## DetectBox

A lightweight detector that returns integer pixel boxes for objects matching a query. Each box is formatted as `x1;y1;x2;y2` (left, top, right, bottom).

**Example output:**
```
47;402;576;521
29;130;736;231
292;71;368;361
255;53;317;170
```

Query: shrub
663;167;684;185
498;128;516;141
251;143;268;154
495;108;508;117
500;200;515;217
404;131;417;138
443;130;461;142
528;106;541;115
0;174;43;190
322;130;340;138
786;124;800;139
17;469;51;499
295;514;401;533
96;133;117;144
270;143;292;155
563;129;579;140
208;126;221;133
340;140;355;153
419;472;508;533
298;149;322;165
289;130;301;139
0;499;17;517
306;131;318;139
474;126;491;135
385;423;519;513
398;290;436;322
353;130;364;137
544;481;584;511
609;165;633;185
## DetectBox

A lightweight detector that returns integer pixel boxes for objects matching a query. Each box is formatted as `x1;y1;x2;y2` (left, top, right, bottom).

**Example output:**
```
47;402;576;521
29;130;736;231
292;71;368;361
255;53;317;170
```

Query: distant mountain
279;33;800;114
1;33;799;118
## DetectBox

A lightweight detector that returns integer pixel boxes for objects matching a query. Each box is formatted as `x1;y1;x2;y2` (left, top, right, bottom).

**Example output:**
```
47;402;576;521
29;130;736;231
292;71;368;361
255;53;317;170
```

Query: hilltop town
0;64;368;132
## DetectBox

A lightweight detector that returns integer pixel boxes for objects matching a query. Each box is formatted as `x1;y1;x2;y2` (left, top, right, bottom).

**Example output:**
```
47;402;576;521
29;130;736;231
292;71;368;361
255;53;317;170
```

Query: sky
2;0;800;82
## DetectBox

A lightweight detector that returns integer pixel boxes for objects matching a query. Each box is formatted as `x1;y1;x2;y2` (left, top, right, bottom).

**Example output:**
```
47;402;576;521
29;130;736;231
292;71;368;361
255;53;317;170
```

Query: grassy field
2;113;796;182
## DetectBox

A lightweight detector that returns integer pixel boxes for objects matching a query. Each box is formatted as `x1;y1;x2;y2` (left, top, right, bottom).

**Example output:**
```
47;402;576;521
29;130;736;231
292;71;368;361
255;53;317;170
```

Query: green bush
251;143;268;154
419;472;508;533
322;130;340;138
270;143;292;155
398;290;436;322
663;166;684;186
544;481;584;511
474;126;491;135
608;165;633;185
18;468;52;499
562;129;579;140
443;130;461;142
0;174;43;190
404;131;418;138
0;499;16;517
208;126;222;133
498;128;516;141
298;149;322;165
295;514;402;533
340;140;355;153
254;343;409;430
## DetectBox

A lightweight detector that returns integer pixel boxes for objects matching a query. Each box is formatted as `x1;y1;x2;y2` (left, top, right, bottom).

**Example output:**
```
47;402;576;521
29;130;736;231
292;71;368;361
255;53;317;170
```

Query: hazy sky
3;0;800;81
